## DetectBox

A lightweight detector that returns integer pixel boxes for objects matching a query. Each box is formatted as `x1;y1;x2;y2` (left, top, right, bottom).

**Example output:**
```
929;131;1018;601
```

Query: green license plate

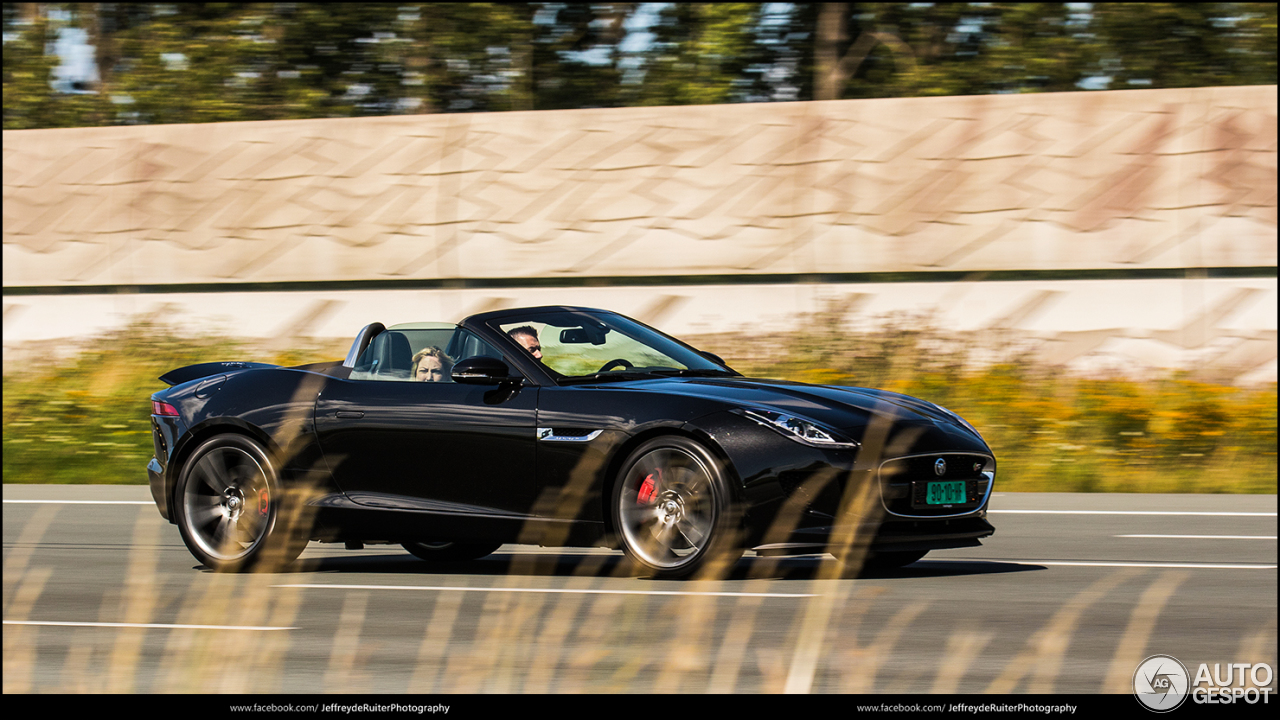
926;481;967;505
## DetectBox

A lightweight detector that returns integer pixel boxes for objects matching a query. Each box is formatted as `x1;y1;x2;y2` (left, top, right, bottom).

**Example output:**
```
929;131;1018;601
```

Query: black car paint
149;306;995;555
314;380;539;513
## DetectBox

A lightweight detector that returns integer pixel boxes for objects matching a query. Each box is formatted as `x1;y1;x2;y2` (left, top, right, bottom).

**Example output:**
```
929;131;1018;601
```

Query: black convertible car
147;306;995;578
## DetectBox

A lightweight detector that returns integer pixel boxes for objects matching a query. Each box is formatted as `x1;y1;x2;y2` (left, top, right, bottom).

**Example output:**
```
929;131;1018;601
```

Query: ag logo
934;458;946;476
1134;654;1190;712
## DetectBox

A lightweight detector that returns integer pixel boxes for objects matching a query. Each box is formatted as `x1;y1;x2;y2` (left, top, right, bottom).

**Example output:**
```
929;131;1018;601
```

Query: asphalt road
3;484;1276;695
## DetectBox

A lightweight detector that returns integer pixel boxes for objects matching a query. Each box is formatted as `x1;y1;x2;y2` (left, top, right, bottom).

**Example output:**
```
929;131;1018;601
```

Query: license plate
926;481;967;505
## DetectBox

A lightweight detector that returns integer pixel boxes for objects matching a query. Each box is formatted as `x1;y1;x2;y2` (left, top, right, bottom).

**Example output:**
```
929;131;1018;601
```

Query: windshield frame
463;306;738;387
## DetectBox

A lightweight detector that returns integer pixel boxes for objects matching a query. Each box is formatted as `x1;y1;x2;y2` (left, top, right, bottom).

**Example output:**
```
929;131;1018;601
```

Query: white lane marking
3;500;153;505
276;583;815;598
931;559;1277;570
3;620;295;631
991;510;1276;516
1116;534;1277;540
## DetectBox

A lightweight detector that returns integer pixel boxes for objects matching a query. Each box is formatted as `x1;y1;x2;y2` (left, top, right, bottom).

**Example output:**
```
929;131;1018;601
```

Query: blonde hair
412;346;453;375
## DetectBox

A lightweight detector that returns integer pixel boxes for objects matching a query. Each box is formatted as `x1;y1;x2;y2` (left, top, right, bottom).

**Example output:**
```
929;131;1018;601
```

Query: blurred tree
631;3;765;106
3;5;113;127
1092;3;1278;89
810;3;1275;99
3;10;61;128
3;2;1276;129
3;3;645;125
528;3;632;110
813;3;1101;99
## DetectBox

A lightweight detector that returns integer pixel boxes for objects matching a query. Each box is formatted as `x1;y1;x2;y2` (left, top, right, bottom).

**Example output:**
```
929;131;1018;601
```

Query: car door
314;327;540;517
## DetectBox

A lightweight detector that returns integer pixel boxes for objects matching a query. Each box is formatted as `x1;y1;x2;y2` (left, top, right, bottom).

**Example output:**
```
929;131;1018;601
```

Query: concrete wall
4;85;1275;286
3;86;1276;381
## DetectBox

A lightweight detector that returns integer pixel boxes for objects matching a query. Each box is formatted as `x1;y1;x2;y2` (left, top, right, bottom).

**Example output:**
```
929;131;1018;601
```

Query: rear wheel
401;540;503;562
174;434;308;572
612;436;743;579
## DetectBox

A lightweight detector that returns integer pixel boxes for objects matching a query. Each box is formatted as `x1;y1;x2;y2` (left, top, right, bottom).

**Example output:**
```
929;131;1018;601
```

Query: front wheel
401;540;503;562
612;436;743;579
174;434;308;572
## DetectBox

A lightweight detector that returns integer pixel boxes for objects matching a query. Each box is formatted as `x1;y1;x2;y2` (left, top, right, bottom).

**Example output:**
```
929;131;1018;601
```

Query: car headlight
731;408;860;450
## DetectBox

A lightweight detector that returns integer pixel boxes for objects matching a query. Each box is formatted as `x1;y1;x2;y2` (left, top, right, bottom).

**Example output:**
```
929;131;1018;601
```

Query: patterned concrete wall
3;85;1275;287
2;86;1276;382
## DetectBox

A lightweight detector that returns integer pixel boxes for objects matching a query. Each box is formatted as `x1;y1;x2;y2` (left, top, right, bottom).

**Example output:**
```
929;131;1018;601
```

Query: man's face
513;332;542;359
415;356;446;382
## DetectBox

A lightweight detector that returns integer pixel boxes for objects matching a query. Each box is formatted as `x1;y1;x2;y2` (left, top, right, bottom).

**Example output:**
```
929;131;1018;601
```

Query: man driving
507;326;542;360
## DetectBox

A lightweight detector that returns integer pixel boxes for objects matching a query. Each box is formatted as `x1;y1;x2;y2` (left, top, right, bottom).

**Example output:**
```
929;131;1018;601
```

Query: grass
3;311;1275;492
2;314;348;485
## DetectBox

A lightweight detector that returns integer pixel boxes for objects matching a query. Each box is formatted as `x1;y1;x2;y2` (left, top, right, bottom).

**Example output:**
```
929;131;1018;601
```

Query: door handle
335;411;365;419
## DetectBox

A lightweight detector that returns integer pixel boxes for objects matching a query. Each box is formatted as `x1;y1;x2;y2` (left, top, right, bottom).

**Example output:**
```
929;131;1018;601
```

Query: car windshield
486;310;733;383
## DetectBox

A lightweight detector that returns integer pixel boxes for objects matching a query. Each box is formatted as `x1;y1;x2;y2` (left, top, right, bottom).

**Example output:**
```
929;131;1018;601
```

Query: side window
349;328;504;383
351;328;455;382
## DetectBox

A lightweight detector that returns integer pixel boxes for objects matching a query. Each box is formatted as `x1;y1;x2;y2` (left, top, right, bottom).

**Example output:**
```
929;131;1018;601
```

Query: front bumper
756;514;995;555
868;515;995;551
737;442;996;554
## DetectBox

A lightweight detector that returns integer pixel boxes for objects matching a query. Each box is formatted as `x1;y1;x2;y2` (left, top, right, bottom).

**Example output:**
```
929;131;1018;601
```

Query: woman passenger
412;347;453;382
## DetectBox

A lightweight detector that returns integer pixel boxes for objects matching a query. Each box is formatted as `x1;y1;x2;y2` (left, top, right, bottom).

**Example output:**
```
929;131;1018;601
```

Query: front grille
879;453;991;517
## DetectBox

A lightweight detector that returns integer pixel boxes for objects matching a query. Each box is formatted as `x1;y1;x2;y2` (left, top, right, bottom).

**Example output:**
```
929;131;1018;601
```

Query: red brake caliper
258;488;270;516
637;469;660;504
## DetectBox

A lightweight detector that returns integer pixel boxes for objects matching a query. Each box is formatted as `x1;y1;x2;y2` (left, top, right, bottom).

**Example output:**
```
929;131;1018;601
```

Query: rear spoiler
159;361;276;387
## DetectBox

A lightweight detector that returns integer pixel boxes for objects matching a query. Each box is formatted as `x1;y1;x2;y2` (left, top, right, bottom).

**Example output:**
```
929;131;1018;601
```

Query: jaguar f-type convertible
147;306;995;578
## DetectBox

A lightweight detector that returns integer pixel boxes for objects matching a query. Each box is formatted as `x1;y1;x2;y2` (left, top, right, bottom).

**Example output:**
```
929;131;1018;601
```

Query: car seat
368;331;413;379
445;330;503;363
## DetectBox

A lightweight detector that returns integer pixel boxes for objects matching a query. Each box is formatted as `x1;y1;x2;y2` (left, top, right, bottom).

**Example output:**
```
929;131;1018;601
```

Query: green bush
2;317;346;485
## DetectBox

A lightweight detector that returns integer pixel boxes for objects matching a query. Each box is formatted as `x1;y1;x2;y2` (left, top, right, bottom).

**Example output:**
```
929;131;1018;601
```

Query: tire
401;540;503;562
611;436;744;579
174;434;308;572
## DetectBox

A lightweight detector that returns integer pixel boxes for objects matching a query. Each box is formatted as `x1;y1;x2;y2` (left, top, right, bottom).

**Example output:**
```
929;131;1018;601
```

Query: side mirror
452;356;523;385
699;350;727;366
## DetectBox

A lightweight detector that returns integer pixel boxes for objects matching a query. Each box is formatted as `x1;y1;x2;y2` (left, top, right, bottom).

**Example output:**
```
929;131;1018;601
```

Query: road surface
3;484;1275;695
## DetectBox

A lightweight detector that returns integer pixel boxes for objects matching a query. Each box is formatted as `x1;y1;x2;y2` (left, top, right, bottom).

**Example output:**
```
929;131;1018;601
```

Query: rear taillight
152;400;179;416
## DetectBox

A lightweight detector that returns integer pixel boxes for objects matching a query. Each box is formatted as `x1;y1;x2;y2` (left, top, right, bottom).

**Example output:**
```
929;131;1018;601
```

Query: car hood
597;375;981;439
